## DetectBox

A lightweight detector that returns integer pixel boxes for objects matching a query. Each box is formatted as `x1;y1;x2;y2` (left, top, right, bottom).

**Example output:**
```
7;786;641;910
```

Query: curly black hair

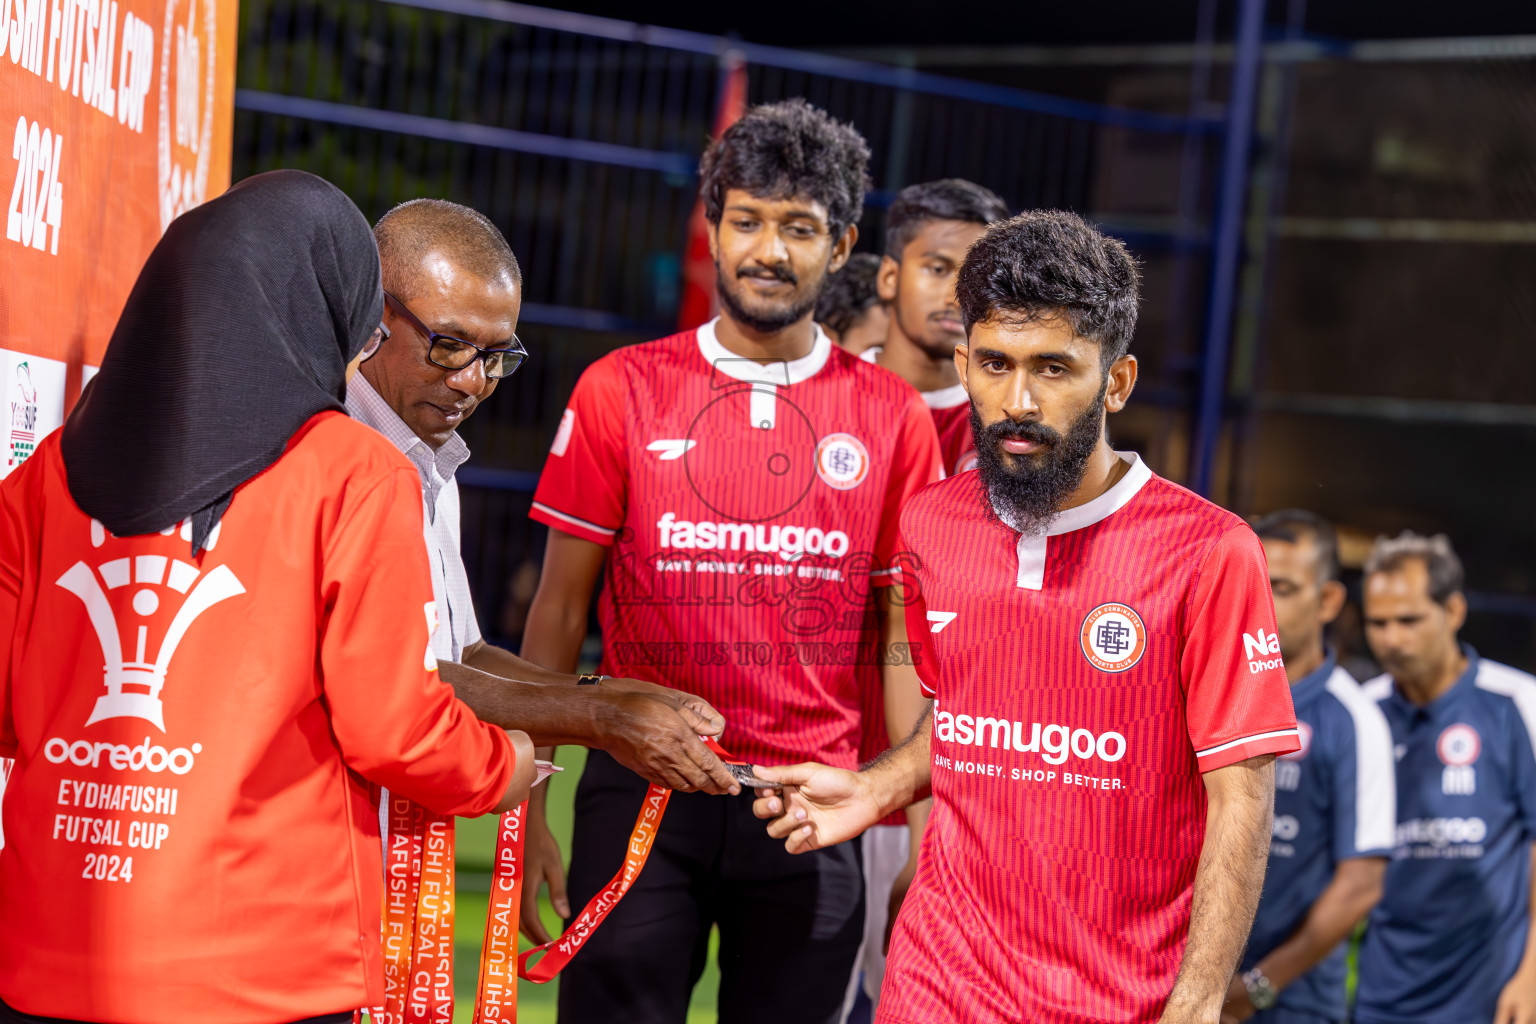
885;178;1009;258
956;210;1140;368
814;253;884;335
699;99;872;237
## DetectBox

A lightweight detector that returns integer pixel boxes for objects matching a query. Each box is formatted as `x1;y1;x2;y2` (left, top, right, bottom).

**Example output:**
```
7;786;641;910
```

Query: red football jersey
531;321;942;769
0;416;515;1022
880;455;1299;1024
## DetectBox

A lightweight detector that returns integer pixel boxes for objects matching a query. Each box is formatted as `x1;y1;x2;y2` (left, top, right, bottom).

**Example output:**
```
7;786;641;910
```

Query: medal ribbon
470;736;746;1021
360;798;455;1024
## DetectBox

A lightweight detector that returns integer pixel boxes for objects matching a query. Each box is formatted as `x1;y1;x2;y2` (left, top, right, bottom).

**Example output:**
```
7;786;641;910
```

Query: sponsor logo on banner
815;432;869;490
1438;723;1480;795
159;0;220;229
1080;602;1147;673
1243;629;1284;674
8;361;38;469
0;349;65;479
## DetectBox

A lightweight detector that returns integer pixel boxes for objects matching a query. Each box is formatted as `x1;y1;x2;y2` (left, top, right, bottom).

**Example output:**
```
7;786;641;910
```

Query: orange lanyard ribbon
470;737;745;1021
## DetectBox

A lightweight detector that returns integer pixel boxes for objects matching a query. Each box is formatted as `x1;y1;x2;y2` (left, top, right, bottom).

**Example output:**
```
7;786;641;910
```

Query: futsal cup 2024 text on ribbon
361;739;755;1024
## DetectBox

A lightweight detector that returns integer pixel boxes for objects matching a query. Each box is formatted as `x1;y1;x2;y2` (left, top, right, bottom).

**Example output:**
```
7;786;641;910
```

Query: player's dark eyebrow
725;202;825;223
971;347;1014;363
1032;350;1084;365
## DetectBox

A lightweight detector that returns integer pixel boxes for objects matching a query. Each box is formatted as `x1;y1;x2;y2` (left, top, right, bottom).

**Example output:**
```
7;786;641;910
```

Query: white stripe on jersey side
1474;659;1536;759
531;501;618;537
1194;728;1300;760
1324;667;1397;855
1361;674;1392;702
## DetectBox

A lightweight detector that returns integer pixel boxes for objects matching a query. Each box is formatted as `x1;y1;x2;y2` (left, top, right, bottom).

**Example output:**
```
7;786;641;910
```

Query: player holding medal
755;211;1301;1024
522;99;941;1023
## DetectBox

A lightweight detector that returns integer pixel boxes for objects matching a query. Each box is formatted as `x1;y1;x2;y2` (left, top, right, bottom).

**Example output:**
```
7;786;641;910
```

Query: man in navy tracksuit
1224;511;1395;1024
1355;531;1536;1024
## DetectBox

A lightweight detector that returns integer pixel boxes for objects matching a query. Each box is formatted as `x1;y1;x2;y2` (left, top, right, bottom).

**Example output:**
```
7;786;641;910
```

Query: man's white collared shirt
345;374;481;663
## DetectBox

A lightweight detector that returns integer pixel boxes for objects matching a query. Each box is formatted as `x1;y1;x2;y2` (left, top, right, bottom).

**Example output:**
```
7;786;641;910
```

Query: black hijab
62;170;383;554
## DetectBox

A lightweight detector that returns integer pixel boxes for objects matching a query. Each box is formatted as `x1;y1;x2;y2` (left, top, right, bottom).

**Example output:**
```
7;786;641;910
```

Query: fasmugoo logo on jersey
656;512;849;562
1080;603;1147;673
815;432;869;491
934;708;1127;765
45;519;245;774
1437;723;1480;797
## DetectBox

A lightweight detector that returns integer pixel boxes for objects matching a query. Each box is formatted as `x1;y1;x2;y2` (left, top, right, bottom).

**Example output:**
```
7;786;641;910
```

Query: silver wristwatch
1242;967;1277;1010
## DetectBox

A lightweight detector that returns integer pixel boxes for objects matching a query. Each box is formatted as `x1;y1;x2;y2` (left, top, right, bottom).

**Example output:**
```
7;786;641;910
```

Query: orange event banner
0;0;236;479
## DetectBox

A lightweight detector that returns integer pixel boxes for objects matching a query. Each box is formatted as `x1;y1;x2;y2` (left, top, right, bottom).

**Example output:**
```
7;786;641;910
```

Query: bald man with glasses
349;198;739;798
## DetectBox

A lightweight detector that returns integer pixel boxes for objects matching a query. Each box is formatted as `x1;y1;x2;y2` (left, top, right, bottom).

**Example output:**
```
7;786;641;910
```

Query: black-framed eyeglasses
383;291;527;379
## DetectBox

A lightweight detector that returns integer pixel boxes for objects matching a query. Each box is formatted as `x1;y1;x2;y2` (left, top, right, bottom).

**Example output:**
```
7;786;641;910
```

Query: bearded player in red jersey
521;99;942;1024
844;177;1010;1023
756;211;1300;1024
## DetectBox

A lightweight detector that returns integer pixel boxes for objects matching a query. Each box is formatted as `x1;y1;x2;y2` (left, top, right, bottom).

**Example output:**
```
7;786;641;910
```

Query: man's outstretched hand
602;676;726;737
597;691;739;795
751;762;882;853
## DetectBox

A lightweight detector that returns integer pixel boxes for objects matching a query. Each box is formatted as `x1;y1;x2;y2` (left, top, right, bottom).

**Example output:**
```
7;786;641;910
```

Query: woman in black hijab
0;170;532;1023
63;169;386;552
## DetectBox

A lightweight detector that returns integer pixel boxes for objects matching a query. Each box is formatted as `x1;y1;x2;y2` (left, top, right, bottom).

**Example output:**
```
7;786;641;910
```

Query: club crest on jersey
1438;723;1480;795
815;433;869;491
1080;603;1147;673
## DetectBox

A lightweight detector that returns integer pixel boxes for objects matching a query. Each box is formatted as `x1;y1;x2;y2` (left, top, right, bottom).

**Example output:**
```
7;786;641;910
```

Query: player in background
1222;511;1395;1024
1355;533;1536;1024
840;177;1008;1024
817;252;888;355
754;211;1300;1024
521;100;942;1024
864;179;1009;475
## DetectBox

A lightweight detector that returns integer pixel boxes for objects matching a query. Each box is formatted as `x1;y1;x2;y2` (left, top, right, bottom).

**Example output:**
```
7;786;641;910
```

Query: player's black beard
715;262;824;335
972;379;1108;534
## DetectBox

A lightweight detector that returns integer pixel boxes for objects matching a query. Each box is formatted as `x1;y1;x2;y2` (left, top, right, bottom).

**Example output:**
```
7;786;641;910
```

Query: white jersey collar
696;317;832;387
1003;452;1153;591
922;383;969;410
1042;452;1152;537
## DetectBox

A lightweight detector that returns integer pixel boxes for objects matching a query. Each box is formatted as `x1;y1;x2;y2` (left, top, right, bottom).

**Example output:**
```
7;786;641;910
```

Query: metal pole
1189;0;1266;498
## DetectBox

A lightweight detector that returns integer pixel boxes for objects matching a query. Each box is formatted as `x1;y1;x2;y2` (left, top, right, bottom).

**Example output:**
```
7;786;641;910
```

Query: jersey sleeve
895;520;941;700
1181;525;1300;771
1325;691;1397;859
1507;700;1536;836
319;464;516;817
530;355;628;546
871;392;942;586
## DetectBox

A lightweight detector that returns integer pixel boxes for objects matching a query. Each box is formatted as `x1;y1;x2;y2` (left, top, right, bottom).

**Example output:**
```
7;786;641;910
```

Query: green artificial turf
450;745;721;1024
